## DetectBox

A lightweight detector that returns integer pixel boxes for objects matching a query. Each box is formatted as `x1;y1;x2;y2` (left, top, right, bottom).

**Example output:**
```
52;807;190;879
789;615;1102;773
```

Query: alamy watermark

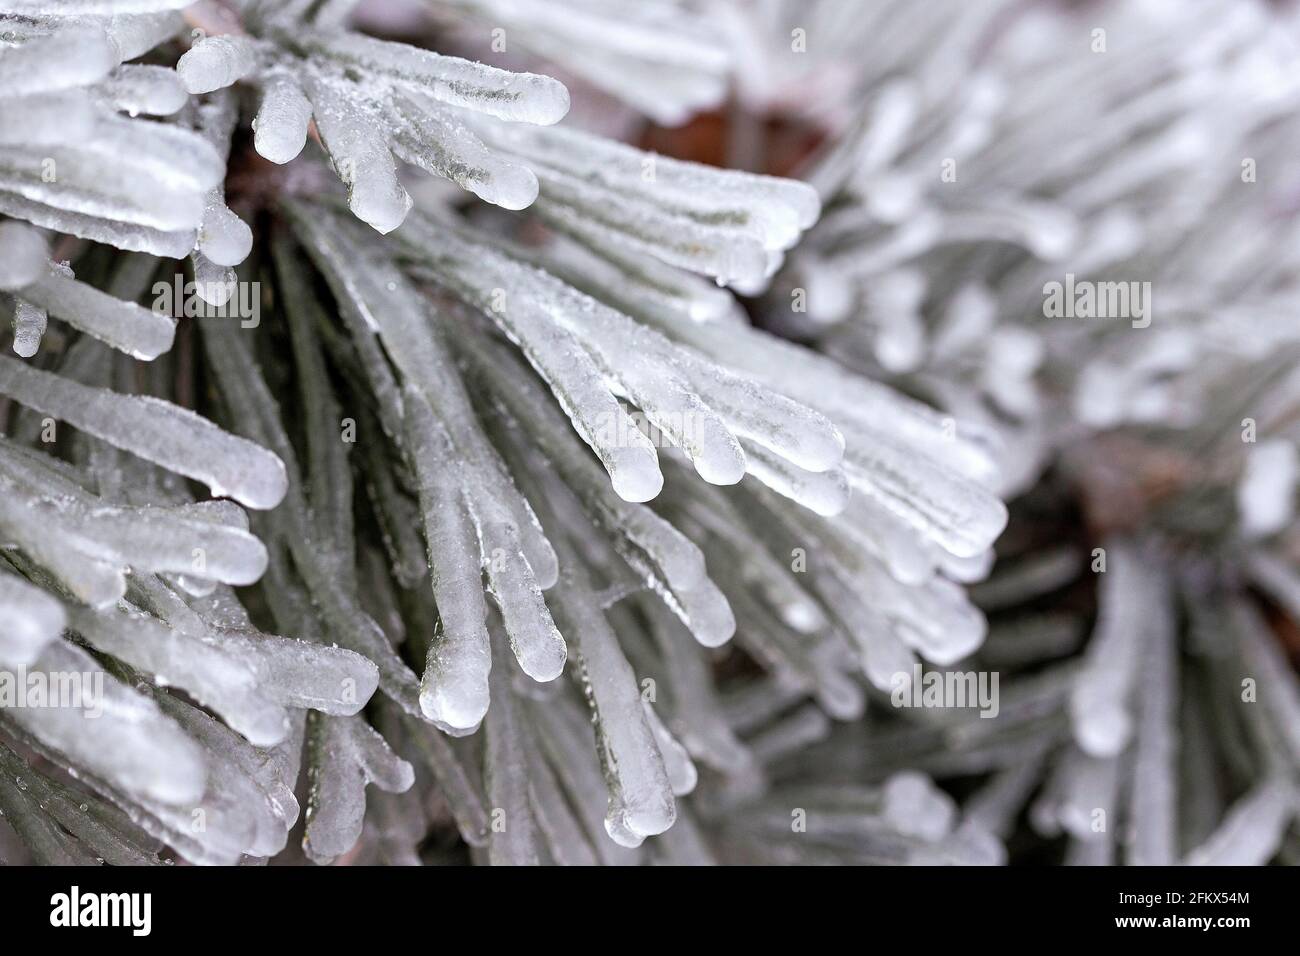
1043;273;1151;328
152;274;260;328
0;666;104;718
891;664;1000;718
50;886;151;936
593;408;705;450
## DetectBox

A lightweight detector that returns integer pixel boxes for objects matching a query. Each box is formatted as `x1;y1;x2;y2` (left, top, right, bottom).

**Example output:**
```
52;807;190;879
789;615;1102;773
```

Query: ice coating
2;640;206;807
177;35;259;95
252;72;313;165
197;198;254;267
0;189;196;258
447;261;664;503
882;772;957;842
0;92;96;146
0;143;205;232
303;714;414;865
643;701;698;796
0;23;116;96
67;601;287;748
302;70;412;234
393;210;842;503
551;561;675;847
288;203;563;624
452;0;729;125
1128;595;1177;866
19;262;176;359
741;441;850;518
1069;541;1164;758
198;315;425;716
0;355;288;510
1184;778;1294;866
142;695;299;862
483;626;542;865
0;0;1289;873
94;64;188;116
843;435;1007;560
10;298;47;358
392;92;541;211
1237;438;1297;538
0;220;48;290
298;27;570;125
0;569;66;667
5;1;191;11
478;514;567;682
406;390;493;732
490;122;820;247
0;487;270;587
103;10;184;61
455;330;737;650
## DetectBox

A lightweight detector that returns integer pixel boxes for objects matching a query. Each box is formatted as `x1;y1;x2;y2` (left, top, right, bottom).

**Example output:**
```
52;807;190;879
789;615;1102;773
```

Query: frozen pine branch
434;0;731;126
0;0;1296;870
